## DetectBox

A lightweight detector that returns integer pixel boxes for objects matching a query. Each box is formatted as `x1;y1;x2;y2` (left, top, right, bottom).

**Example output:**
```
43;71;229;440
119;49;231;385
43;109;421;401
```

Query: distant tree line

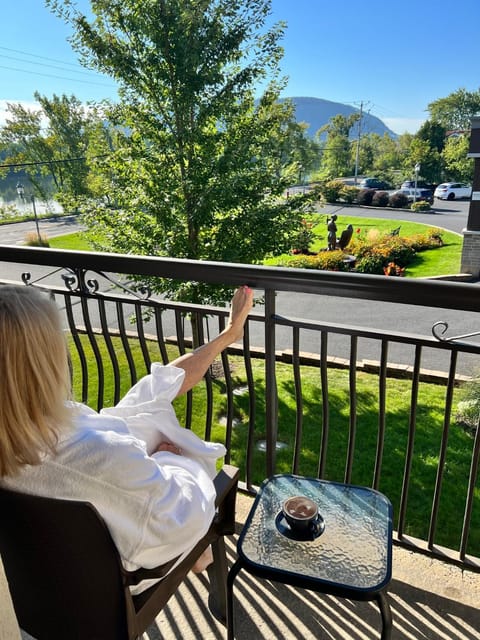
312;88;480;186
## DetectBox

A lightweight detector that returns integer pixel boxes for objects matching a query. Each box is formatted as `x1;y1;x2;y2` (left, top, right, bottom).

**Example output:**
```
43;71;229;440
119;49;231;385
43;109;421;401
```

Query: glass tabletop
238;474;393;593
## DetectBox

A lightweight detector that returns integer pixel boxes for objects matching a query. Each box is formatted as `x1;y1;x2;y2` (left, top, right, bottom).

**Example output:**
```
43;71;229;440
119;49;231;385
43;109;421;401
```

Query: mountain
280;97;397;140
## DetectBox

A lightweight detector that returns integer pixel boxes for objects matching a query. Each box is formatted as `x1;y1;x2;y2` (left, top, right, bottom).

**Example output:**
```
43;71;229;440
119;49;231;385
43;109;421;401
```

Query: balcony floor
15;492;479;640
142;493;480;640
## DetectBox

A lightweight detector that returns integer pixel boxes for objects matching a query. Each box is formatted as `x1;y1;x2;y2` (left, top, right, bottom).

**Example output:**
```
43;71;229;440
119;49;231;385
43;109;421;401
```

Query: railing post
264;288;278;477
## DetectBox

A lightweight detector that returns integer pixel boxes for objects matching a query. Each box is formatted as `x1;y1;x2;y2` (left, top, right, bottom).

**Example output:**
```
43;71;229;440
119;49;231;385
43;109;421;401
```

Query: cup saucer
275;511;325;541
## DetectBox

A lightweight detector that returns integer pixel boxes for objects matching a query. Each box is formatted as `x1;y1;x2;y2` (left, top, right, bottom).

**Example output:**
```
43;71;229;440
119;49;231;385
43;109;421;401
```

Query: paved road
0;199;469;245
1;203;478;374
0;214;82;246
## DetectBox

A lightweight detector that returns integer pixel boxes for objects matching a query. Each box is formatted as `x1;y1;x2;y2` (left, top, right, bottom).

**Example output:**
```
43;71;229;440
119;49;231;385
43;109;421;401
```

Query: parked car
433;182;472;200
401;180;434;190
393;188;434;204
360;177;391;190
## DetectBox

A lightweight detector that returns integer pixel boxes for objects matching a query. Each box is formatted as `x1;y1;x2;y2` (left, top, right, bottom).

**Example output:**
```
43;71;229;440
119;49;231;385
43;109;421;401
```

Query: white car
434;183;472;200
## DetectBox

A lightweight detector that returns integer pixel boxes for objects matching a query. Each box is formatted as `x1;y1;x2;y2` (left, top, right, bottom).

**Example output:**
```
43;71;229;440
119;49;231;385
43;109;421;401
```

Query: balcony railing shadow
141;496;480;640
1;244;480;638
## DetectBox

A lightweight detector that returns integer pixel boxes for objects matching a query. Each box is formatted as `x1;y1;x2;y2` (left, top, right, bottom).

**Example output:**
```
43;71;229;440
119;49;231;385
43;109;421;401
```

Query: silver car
433;182;472;200
394;188;434;204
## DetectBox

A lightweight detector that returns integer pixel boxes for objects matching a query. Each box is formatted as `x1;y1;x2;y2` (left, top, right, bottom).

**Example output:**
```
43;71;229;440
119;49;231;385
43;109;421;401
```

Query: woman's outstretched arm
170;286;254;397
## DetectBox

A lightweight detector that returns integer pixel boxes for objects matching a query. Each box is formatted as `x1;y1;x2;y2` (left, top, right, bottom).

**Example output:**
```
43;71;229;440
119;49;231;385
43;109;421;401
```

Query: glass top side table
227;474;393;639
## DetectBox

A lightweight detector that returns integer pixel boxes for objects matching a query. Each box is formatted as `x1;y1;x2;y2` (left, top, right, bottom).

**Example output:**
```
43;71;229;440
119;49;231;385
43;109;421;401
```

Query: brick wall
461;230;480;277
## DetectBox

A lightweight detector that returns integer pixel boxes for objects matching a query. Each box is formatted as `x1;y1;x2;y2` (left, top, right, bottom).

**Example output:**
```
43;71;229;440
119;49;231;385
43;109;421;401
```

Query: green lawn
310;214;463;278
49;232;92;251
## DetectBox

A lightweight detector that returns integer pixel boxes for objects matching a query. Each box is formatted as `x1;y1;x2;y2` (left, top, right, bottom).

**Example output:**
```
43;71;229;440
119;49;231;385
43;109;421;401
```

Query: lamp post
16;182;41;243
413;163;420;204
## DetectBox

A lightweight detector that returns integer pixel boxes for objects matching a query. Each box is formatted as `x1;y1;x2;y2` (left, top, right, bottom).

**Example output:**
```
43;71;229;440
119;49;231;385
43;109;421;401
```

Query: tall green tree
0;93;102;205
316;113;360;179
416;119;447;153
428;88;480;131
442;136;473;182
404;137;442;185
47;0;313;303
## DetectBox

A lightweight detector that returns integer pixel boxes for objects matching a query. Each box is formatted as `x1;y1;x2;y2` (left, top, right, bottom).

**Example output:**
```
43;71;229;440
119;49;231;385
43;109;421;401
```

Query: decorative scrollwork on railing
60;267;152;300
135;284;152;299
86;278;100;294
20;264;152;302
432;321;480;344
62;270;80;291
22;268;65;287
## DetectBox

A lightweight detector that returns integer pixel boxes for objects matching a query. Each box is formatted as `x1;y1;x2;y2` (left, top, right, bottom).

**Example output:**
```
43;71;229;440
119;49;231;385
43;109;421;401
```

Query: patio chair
0;464;239;640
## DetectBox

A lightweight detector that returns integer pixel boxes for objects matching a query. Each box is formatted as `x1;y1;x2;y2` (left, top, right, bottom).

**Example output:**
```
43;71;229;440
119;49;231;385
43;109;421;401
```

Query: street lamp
413;163;421;204
16;182;41;243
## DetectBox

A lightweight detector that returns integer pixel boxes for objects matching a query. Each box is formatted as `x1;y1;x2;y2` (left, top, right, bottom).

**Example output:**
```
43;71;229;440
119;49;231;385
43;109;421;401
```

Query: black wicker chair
0;465;239;640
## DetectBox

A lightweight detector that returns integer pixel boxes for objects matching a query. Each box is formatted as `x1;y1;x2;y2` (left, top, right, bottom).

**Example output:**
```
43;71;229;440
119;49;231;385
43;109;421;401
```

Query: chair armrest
213;464;239;536
214;464;239;508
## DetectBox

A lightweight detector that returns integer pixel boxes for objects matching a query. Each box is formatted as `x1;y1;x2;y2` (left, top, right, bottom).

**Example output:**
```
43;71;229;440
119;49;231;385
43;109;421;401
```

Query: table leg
376;590;392;640
227;559;242;640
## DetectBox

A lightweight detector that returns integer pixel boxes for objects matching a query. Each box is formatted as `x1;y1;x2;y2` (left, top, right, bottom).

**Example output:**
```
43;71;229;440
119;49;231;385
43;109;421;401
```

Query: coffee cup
282;495;321;535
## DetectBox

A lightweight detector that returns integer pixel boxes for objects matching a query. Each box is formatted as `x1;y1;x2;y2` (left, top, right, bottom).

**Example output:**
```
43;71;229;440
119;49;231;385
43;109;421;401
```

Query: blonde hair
0;286;71;477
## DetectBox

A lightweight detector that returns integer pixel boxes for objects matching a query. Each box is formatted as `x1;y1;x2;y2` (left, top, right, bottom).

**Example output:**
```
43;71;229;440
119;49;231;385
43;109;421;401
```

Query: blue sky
1;0;479;134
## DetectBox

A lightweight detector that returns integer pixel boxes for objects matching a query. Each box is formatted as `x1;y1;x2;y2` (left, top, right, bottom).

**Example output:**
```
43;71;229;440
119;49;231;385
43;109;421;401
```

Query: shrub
410;200;431;212
354;251;387;274
384;237;416;265
0;204;18;220
388;192;409;208
24;232;50;247
356;189;374;206
279;250;350;271
341;185;360;204
455;374;480;435
371;190;390;207
291;218;315;254
322;180;345;203
354;235;416;274
409;228;443;251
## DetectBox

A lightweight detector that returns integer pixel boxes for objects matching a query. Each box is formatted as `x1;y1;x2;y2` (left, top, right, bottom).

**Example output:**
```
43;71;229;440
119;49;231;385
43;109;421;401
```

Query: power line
0;63;116;88
0;45;84;69
0;52;102;79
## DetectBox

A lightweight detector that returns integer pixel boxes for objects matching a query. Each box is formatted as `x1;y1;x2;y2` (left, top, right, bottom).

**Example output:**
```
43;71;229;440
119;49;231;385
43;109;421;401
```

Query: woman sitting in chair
0;284;253;593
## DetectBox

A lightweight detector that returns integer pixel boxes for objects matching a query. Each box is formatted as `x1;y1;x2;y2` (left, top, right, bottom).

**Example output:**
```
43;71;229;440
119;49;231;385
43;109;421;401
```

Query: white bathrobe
1;363;226;593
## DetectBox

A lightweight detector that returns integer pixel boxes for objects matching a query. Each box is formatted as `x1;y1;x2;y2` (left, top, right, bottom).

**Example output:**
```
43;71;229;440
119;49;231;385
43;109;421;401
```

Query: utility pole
354;102;363;185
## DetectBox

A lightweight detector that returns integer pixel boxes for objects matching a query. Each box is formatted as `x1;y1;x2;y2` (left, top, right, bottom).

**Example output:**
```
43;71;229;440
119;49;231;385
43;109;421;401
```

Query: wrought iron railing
0;245;479;572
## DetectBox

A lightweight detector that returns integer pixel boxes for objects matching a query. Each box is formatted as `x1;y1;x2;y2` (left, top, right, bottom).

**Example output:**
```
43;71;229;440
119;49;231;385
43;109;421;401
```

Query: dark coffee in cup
282;495;319;533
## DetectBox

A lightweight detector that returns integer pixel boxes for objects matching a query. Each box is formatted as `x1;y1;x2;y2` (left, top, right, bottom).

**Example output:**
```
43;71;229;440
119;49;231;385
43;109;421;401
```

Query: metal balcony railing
0;245;479;574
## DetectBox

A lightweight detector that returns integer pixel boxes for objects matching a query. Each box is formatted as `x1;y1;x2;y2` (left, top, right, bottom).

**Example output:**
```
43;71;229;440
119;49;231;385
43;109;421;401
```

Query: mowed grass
49;232;92;251
259;214;463;277
311;214;463;277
